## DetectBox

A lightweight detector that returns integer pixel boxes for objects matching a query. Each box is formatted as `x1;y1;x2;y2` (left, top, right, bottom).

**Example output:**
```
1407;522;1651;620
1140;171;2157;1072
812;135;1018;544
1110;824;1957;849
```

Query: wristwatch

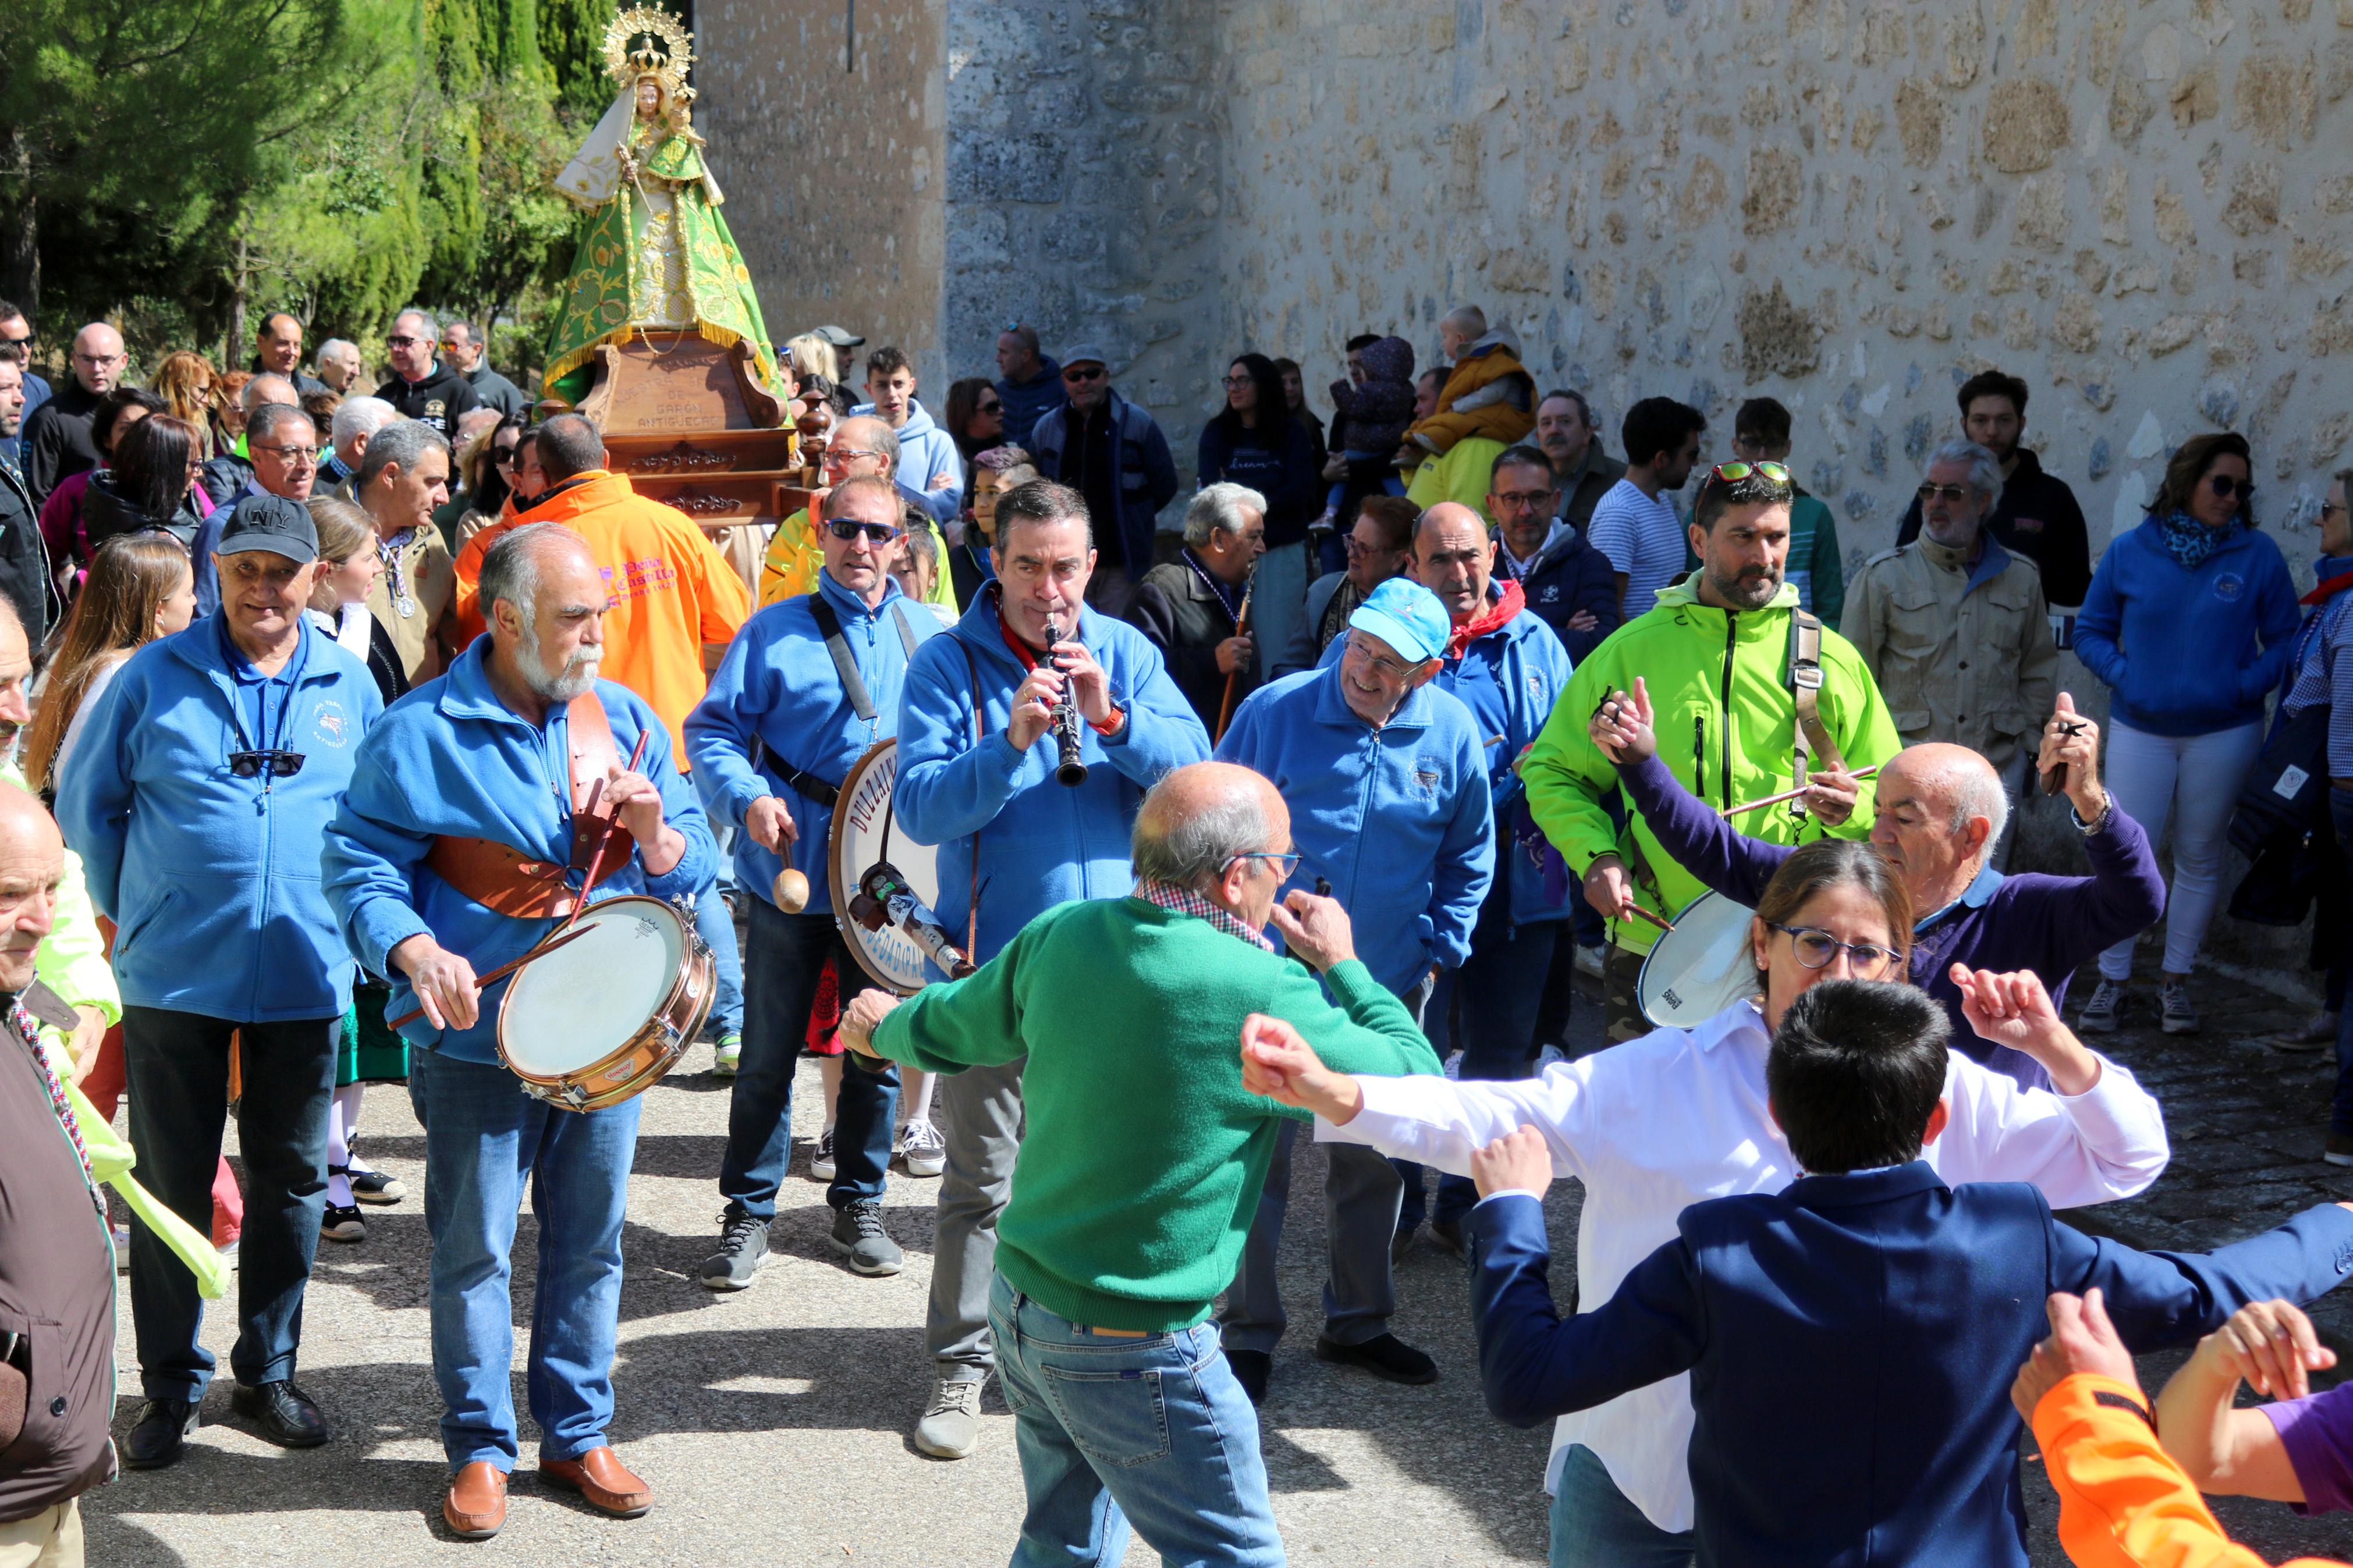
2071;798;2114;836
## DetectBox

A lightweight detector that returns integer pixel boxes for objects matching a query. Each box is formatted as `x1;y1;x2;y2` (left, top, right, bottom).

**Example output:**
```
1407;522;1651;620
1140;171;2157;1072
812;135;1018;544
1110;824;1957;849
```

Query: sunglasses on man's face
1062;366;1105;384
1917;482;1972;505
386;335;423;349
826;519;903;545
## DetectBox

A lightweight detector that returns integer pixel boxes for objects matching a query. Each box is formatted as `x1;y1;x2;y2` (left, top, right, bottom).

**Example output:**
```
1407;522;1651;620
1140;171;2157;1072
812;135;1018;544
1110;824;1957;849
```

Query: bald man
323;522;715;1537
1590;685;2165;1087
22;323;126;506
841;760;1440;1568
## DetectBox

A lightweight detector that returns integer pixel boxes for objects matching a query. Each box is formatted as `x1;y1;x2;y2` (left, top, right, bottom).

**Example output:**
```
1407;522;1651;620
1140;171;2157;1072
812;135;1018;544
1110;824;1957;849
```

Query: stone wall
695;0;947;382
1205;0;2353;588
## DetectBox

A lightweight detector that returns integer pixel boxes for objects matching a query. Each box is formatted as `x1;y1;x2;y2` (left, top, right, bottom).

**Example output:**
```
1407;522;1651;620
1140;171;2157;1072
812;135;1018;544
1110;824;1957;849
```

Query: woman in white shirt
1241;837;2170;1568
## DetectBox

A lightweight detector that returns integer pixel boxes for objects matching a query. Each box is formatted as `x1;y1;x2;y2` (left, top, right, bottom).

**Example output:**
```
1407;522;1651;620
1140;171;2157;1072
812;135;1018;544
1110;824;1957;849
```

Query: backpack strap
953;632;990;958
1785;609;1848;820
808;592;877;723
890;600;920;658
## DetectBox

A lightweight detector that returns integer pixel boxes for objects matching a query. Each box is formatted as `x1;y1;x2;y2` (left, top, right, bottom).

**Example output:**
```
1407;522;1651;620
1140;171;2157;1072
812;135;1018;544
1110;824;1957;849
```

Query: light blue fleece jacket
852;397;964;526
1319;588;1577;929
686;571;944;915
1216;666;1493;995
2075;517;2301;737
318;637;715;1065
56;609;384;1021
893;585;1211;965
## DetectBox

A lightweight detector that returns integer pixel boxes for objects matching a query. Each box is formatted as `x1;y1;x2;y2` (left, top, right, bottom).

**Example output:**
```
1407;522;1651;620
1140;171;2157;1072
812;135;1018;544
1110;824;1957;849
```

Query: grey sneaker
809;1129;837;1182
2160;980;2201;1036
914;1375;985;1459
698;1208;771;1291
829;1199;903;1275
2078;978;2124;1033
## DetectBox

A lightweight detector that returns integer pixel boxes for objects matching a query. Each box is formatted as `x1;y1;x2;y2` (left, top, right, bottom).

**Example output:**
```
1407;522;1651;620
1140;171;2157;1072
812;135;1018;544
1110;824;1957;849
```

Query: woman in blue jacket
2074;431;2299;1036
1199;353;1322;684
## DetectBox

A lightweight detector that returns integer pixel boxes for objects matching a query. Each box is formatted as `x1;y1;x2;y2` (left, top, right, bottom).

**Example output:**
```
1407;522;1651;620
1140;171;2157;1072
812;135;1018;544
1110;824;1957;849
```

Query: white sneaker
113;1224;130;1272
899;1117;947;1178
1573;944;1606;983
810;1129;837;1182
914;1375;985;1459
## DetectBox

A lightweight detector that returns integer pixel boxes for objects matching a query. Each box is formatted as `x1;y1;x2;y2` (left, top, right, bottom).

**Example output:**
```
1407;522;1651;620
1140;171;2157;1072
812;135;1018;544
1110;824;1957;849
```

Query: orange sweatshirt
2033;1374;2344;1568
451;471;748;769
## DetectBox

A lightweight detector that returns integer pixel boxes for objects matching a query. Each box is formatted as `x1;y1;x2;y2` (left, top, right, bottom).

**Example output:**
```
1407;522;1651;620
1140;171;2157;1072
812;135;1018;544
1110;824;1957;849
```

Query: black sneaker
231;1379;328;1448
697;1208;771;1292
123;1398;198;1469
829;1200;904;1276
1315;1332;1439;1386
1227;1348;1272;1406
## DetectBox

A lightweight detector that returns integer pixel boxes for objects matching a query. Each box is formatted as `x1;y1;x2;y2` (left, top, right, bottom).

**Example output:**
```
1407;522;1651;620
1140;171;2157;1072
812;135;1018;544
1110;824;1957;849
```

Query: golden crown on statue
601;5;694;94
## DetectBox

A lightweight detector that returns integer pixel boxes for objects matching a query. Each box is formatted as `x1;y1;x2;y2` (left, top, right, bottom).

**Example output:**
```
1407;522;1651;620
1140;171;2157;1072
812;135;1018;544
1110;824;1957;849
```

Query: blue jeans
409;1047;640;1471
121;1008;336;1400
2331;791;2353;1136
1399;913;1562;1232
991;1272;1285;1567
694;881;745;1034
721;895;899;1216
1549;1444;1694;1568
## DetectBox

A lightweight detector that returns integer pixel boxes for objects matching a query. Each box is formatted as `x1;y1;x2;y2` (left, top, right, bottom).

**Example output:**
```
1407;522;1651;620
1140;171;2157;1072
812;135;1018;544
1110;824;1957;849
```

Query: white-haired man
320;394;398;493
1125;481;1268;731
314;339;364;396
322;522;714;1539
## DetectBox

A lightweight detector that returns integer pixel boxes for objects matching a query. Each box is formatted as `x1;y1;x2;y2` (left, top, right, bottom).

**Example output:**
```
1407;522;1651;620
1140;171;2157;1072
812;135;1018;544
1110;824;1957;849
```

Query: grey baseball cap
810;324;865;349
1060;342;1109;369
215;493;319;564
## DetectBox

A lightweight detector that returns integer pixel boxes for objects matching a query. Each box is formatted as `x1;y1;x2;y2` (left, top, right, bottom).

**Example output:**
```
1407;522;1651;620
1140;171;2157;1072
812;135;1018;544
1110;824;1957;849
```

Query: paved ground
80;956;2353;1566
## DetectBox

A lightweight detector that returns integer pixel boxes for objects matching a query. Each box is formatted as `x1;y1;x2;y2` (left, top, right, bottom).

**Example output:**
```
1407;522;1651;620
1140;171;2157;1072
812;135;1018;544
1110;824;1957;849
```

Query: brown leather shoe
442;1462;507;1539
540;1446;652;1517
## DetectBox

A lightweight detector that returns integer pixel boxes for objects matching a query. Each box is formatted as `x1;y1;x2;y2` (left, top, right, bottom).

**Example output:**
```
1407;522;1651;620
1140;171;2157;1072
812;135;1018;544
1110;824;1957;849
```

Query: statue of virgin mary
541;6;781;407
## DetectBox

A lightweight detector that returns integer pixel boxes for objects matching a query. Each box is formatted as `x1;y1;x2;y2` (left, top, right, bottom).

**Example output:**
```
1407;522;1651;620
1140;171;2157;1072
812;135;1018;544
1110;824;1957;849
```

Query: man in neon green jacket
1523;461;1901;1041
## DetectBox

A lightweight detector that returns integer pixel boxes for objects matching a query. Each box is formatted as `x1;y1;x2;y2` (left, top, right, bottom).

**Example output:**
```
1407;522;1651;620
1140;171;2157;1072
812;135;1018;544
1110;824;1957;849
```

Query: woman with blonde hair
26;531;197;798
148;351;219;449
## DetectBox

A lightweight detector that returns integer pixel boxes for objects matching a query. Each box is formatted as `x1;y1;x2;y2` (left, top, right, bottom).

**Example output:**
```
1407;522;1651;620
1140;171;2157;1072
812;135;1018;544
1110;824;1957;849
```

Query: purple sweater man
1591;680;2165;1087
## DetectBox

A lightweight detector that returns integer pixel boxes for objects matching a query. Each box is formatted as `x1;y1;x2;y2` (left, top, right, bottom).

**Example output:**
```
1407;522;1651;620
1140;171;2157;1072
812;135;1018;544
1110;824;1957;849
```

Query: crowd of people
0;287;2348;1568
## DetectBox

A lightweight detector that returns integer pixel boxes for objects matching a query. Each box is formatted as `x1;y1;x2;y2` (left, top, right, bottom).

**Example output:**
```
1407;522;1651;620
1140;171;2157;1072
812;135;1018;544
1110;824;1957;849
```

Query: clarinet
1044;614;1089;787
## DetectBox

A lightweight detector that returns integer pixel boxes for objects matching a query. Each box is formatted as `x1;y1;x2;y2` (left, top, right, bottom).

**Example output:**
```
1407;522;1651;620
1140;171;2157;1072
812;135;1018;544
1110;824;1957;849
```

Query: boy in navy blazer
1466;976;2353;1568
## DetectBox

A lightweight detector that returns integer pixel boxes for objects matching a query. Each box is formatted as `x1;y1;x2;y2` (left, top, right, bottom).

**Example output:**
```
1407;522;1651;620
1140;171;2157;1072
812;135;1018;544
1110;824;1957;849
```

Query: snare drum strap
424;693;636;919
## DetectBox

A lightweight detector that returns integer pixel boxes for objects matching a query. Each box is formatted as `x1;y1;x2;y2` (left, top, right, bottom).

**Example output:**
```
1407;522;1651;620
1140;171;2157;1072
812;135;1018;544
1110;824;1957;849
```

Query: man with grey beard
322;521;716;1539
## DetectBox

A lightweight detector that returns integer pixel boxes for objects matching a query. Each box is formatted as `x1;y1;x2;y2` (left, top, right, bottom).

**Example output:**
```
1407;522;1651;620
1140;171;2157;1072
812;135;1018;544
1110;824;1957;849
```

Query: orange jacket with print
2033;1373;2344;1568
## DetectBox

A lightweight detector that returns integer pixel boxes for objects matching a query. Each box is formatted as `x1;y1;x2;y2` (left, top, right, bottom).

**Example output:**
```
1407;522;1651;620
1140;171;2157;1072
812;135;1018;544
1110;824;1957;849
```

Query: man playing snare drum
321;522;714;1541
684;475;945;1290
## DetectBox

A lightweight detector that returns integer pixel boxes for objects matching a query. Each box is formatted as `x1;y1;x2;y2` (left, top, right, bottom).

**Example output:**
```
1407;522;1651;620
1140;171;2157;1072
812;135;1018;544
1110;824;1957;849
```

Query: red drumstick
563;726;653;933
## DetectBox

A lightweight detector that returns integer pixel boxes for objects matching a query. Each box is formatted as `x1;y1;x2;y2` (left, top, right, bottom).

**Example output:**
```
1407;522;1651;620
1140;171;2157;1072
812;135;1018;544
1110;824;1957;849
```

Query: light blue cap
1346;577;1450;664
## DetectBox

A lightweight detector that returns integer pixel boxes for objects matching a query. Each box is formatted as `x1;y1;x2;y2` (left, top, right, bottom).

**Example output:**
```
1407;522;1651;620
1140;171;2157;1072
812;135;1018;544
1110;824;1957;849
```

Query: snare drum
496;895;714;1111
1635;891;1763;1029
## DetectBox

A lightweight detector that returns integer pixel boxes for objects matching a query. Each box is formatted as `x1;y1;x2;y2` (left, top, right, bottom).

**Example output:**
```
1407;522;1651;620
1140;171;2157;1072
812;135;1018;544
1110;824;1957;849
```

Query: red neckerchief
1447;578;1527;661
2302;570;2353;607
996;596;1122;736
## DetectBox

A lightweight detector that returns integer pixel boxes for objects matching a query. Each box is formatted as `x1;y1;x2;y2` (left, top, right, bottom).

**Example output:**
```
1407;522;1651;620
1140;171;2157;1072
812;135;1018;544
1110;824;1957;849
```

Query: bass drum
828;738;945;995
1635;891;1762;1029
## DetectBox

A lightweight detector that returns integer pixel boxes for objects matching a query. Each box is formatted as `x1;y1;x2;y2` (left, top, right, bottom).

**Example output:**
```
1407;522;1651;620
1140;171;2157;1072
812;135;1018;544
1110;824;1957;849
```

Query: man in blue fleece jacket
854;346;964;527
892;477;1211;1459
57;494;385;1470
686;477;945;1290
1215;575;1489;1399
321;523;714;1538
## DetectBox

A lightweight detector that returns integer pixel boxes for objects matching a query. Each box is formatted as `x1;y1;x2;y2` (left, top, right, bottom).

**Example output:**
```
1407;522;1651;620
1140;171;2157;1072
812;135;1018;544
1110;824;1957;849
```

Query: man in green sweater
842;760;1440;1567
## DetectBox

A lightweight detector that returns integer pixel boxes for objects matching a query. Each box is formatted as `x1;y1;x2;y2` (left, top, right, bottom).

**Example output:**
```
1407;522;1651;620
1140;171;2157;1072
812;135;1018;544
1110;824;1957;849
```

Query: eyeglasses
824;446;883;468
1226;851;1303;880
2208;474;2254;502
228;749;307;780
1916;482;1972;505
251;443;320;464
1221;375;1255;389
1062;365;1105;383
1769;923;1900;977
386;335;423;349
73;352;125;368
1712;460;1791;485
826;519;903;544
1490;489;1557;511
2323;502;2347;521
1346;632;1419;682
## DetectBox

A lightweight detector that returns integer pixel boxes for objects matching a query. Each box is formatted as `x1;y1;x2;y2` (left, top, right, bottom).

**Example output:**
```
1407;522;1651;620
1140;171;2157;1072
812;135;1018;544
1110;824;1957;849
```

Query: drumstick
1626;901;1676;935
563;727;654;933
1719;764;1881;820
386;923;598;1030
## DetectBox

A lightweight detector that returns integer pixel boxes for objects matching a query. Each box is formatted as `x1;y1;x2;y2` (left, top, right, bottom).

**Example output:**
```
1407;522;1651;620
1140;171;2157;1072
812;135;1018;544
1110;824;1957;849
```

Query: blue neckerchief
2157;509;2242;571
213;608;308;758
1917;859;2003;933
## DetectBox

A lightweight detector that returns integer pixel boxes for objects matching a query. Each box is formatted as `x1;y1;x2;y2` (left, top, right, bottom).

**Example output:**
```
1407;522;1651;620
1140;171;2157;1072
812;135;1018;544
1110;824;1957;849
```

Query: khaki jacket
1841;533;2056;769
364;524;456;685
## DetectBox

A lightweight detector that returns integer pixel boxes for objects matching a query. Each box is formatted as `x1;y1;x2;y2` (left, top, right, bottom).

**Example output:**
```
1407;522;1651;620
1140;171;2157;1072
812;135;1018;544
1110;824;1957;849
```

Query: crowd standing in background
6;290;2353;1568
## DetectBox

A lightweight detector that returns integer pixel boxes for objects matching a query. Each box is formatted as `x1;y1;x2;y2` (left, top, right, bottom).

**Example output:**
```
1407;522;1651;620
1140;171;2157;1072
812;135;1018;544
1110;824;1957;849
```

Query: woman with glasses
1247;835;2169;1567
436;415;524;550
942;377;1005;492
2075;431;2301;1036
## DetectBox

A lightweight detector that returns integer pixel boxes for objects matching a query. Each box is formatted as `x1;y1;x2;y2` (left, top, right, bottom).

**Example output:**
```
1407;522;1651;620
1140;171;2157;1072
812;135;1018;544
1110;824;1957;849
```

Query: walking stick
1213;573;1257;744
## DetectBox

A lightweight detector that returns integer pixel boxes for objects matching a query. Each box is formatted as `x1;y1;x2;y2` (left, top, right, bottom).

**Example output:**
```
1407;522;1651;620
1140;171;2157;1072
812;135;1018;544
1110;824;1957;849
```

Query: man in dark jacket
1896;369;2091;609
373;309;481;442
0;354;54;641
1028;344;1179;613
438;320;528;422
21;323;125;508
1536;389;1626;531
1487;445;1617;663
994;325;1065;446
1127;482;1266;734
251;312;329;398
0;782;115;1564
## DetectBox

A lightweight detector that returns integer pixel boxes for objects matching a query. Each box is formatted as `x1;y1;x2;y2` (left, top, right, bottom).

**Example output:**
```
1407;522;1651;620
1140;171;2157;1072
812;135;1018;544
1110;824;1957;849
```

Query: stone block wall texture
1205;0;2353;588
695;0;947;383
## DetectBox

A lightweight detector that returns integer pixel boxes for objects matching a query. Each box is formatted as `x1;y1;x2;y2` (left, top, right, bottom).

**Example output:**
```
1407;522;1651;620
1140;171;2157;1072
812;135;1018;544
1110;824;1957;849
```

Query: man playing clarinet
321;522;714;1541
892;478;1211;1459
